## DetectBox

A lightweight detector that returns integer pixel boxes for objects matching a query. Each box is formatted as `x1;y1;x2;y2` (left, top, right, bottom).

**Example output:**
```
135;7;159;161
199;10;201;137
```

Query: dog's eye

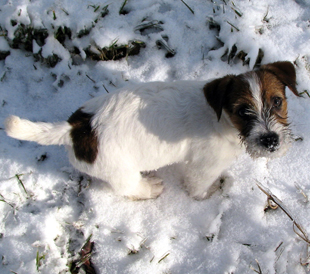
273;97;282;108
238;107;248;117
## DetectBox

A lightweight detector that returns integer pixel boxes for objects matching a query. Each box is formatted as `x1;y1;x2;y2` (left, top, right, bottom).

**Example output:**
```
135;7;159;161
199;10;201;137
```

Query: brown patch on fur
261;61;300;96
203;75;234;121
204;73;256;137
222;74;255;135
68;108;98;164
256;70;288;125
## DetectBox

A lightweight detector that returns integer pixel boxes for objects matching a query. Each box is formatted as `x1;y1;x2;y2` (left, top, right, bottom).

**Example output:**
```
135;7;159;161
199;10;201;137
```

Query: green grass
36;250;46;271
180;0;194;14
119;0;129;15
0;193;15;209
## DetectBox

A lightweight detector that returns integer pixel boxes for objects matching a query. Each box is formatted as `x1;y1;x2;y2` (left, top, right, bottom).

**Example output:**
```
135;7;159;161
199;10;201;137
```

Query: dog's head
204;61;300;158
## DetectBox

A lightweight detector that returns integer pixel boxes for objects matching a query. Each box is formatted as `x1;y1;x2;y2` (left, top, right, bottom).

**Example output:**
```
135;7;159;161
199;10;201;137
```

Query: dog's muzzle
259;132;279;152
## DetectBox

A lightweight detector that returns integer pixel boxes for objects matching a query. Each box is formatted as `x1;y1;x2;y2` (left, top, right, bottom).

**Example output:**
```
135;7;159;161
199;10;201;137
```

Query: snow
0;0;310;273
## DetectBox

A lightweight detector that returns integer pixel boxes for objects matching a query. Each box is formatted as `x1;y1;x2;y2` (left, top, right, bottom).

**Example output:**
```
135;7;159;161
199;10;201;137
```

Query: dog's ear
203;75;234;121
261;61;300;97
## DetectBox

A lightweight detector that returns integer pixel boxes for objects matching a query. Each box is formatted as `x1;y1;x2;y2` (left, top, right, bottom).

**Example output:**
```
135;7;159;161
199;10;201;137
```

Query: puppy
5;61;300;200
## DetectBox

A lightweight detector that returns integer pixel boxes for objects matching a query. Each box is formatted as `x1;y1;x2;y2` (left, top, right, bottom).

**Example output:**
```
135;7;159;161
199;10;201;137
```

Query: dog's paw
143;176;164;199
127;176;164;200
183;180;209;200
189;177;232;200
139;171;164;198
150;181;164;199
5;115;21;136
191;192;208;201
145;176;163;185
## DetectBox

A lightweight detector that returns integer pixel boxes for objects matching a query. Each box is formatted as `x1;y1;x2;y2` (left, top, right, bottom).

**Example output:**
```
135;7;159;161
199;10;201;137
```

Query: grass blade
180;0;194;14
0;192;15;209
119;0;128;15
15;174;29;197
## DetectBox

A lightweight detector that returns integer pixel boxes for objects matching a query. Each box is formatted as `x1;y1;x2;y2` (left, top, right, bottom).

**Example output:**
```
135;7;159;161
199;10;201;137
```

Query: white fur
73;81;243;199
5;115;71;145
245;73;263;113
5;80;244;200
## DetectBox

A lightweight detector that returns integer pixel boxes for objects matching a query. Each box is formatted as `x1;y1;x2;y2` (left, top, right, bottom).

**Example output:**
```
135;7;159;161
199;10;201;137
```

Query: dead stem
256;182;310;245
158;252;170;263
250;259;262;274
295;182;309;203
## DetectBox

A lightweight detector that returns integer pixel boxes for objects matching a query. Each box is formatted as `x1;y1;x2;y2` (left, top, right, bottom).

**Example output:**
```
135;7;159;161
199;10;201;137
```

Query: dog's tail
5;115;72;146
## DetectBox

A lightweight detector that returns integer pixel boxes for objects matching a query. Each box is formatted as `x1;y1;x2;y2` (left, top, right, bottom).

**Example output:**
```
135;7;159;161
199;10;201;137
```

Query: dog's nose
260;132;279;152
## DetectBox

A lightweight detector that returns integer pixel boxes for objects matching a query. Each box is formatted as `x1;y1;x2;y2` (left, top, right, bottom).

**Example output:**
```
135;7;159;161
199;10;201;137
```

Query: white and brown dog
5;61;300;200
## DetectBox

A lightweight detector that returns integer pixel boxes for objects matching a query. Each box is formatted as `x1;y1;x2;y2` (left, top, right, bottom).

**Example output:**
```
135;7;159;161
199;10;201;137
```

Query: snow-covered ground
1;0;310;273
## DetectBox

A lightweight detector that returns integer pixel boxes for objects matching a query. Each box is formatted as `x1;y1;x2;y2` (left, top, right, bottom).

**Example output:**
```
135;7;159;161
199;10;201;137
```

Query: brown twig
158;251;170;263
295;182;309;203
250;259;262;274
256;182;310;245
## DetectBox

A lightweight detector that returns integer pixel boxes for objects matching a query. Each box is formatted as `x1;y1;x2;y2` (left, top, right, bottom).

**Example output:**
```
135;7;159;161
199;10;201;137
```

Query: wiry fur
239;74;293;158
5;61;299;200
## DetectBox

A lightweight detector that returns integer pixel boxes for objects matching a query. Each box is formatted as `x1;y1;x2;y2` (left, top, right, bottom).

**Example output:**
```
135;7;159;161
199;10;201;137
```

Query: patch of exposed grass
0;3;146;67
220;43;264;68
85;40;146;61
69;234;97;274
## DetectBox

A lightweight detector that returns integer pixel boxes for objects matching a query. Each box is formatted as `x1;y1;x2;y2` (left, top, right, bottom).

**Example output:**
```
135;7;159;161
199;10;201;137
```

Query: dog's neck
215;110;242;147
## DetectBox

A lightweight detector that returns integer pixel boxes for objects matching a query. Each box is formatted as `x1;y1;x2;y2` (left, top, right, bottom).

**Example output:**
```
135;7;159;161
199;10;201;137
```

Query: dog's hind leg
107;169;164;200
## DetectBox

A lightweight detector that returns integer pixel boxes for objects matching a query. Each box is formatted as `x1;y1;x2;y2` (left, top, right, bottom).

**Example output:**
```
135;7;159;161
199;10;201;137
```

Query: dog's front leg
181;161;224;200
